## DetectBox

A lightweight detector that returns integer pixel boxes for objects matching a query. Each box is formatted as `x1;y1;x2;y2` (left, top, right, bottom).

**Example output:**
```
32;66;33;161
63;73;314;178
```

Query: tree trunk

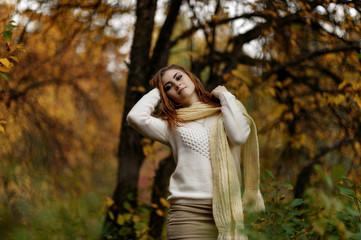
148;156;176;239
294;138;352;198
102;0;157;239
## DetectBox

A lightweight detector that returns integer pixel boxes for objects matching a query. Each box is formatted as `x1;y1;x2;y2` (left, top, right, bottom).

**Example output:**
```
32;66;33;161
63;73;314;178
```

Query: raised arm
219;91;251;146
219;91;251;145
126;88;169;145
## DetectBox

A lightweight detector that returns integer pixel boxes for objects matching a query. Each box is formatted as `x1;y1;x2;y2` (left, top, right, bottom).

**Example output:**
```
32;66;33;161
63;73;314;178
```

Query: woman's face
161;69;200;107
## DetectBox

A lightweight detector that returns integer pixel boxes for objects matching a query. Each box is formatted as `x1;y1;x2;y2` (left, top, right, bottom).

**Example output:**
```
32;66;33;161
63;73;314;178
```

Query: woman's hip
167;203;218;240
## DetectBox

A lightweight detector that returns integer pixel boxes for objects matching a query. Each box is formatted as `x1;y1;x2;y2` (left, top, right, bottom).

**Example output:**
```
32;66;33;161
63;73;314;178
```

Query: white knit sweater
126;88;250;204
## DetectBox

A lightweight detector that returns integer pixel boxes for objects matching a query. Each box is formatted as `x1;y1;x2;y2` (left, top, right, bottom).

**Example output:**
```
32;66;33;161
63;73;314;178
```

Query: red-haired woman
127;64;265;240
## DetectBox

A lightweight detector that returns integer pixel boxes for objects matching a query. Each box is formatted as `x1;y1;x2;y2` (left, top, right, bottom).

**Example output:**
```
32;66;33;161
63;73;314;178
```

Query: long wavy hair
150;64;220;129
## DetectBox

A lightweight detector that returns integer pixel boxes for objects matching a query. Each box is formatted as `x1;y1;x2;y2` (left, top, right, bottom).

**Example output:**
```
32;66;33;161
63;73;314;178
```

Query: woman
127;64;265;240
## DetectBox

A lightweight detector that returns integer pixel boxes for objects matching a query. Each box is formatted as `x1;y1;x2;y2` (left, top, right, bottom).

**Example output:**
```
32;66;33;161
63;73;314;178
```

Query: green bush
244;166;361;240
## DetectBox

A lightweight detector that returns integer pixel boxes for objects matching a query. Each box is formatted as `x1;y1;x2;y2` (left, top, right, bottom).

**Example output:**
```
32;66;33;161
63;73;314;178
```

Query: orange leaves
0;119;6;134
338;79;360;91
150;197;169;217
159;197;170;209
223;65;253;101
262;10;278;18
325;94;345;106
353;96;361;110
210;7;229;23
130;86;146;93
0;58;10;67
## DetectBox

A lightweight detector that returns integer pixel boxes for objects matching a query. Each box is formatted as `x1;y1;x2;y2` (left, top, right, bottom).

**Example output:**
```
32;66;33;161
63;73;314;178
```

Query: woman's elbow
126;111;139;127
230;125;251;145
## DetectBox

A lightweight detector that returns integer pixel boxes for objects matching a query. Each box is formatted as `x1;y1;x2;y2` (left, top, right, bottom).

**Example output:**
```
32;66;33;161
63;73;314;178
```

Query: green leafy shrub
244;166;361;240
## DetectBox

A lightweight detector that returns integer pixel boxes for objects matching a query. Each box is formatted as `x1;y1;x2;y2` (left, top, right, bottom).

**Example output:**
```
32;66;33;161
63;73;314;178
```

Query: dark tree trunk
294;138;352;198
102;0;157;239
148;156;176;239
149;0;183;75
113;0;157;208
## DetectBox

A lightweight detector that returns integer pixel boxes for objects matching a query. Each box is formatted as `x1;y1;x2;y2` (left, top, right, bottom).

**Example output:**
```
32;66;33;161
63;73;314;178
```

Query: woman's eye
176;74;182;80
164;84;172;92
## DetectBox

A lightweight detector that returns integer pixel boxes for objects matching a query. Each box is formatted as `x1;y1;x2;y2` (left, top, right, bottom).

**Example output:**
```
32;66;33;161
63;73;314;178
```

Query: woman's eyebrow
163;81;170;87
173;72;179;79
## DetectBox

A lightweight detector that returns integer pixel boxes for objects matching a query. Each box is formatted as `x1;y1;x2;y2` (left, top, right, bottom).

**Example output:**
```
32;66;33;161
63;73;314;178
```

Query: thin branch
149;0;182;75
266;43;361;77
170;12;269;47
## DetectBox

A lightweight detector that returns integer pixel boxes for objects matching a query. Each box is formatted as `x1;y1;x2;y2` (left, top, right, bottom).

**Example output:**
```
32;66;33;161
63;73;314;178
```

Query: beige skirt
167;203;218;240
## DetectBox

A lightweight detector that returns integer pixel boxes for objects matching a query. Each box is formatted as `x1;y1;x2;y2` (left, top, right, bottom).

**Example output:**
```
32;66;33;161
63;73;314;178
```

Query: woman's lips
178;87;186;94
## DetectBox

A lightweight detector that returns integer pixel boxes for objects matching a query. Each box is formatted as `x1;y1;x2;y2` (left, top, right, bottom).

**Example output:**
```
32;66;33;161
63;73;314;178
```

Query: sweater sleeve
126;88;170;145
219;91;251;146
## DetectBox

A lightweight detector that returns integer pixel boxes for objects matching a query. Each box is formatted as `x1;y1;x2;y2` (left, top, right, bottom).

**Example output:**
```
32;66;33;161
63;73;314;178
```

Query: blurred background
0;0;360;239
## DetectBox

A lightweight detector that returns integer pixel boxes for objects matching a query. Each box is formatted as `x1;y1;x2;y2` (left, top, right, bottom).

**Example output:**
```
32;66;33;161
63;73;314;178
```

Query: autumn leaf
108;211;115;221
0;66;10;73
156;209;164;216
9;56;19;62
159;197;170;208
0;125;5;134
353;96;361;109
105;196;114;206
116;214;125;225
132;215;141;223
0;58;10;68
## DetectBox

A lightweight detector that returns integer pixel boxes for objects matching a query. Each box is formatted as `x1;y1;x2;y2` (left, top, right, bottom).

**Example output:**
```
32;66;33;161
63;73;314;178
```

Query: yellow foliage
142;144;152;157
0;119;6;134
0;66;10;73
211;15;219;23
159;197;170;208
156;209;164;216
9;56;19;62
105;196;114;207
284;112;294;121
354;142;361;152
133;215;141;223
327;94;345;105
123;213;132;221
0;58;10;68
268;87;276;97
150;203;158;208
108;211;115;220
131;86;146;93
354;95;361;110
292;134;307;149
117;214;125;225
338;79;359;90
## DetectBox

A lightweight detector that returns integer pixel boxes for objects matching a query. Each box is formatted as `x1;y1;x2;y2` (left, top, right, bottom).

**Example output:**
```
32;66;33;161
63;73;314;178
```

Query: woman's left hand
211;85;228;99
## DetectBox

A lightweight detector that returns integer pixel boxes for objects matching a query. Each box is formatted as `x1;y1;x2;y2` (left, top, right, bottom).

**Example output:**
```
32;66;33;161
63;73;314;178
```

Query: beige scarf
177;101;265;240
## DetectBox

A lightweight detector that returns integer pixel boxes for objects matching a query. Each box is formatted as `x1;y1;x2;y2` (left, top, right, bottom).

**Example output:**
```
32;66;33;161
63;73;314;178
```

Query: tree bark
294;138;352;198
102;0;157;238
149;0;183;75
148;156;176;239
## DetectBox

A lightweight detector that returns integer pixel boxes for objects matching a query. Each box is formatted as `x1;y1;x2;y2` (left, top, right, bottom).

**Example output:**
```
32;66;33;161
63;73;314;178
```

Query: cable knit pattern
179;127;211;159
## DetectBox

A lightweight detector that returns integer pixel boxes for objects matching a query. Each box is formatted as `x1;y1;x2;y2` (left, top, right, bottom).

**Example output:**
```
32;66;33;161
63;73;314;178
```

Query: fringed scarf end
242;189;265;212
217;233;248;240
